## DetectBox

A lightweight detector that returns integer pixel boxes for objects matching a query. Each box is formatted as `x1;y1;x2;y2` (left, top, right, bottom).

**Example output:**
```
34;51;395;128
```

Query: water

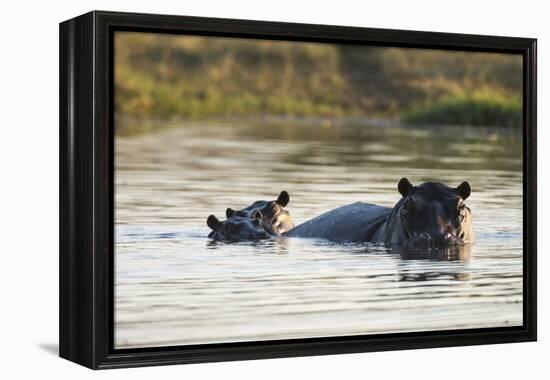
115;119;523;349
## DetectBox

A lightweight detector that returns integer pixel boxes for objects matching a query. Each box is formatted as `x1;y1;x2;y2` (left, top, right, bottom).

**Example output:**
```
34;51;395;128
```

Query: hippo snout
440;233;465;246
405;232;464;248
405;233;433;248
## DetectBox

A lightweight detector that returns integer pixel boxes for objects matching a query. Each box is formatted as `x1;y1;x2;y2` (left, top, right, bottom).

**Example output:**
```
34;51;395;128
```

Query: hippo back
284;202;391;242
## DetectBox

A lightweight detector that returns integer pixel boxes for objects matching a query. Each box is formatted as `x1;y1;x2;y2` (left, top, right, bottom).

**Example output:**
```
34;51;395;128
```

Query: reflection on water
394;244;472;262
115;120;523;348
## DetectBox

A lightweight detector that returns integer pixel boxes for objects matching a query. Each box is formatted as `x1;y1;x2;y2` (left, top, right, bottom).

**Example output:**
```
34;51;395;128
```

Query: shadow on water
397;271;471;282
206;236;292;255
393;244;472;262
206;234;472;264
393;245;472;282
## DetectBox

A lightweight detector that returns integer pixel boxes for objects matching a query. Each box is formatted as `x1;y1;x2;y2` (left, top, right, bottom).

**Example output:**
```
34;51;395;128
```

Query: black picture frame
59;10;537;370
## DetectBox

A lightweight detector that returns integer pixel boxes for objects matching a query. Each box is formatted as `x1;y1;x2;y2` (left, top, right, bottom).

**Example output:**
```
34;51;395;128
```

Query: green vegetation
402;90;522;127
115;32;522;127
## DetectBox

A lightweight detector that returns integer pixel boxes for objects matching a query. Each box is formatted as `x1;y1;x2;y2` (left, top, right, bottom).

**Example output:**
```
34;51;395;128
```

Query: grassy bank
115;32;522;127
402;91;522;127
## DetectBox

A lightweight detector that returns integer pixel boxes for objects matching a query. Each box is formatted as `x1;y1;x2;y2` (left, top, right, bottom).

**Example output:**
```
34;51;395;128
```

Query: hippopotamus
285;178;473;247
225;191;295;235
206;211;271;241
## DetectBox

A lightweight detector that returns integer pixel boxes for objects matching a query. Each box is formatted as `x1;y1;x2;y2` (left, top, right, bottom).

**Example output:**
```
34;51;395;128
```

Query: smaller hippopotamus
225;191;295;235
207;211;271;241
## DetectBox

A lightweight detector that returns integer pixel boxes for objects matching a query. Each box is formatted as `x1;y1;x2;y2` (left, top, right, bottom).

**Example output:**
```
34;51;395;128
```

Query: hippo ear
226;208;235;218
457;181;471;200
252;209;262;220
277;191;290;207
398;178;413;197
207;215;221;230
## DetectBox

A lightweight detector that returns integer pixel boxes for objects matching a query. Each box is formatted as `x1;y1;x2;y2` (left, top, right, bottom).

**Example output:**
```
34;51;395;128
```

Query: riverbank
115;32;522;128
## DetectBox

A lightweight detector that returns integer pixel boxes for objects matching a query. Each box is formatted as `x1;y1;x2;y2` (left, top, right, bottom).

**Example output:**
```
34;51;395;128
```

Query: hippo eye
402;198;414;217
270;203;280;213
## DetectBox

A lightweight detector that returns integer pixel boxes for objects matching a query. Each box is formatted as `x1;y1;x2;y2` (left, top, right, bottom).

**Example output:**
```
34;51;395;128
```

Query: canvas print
114;32;523;349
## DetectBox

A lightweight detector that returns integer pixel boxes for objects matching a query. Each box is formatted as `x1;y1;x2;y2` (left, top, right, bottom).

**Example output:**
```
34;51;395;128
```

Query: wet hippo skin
284;202;391;242
207;211;271;241
226;191;295;235
285;178;473;247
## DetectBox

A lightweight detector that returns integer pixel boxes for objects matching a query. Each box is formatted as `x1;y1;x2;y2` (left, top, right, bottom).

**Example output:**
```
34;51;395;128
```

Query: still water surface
115;120;523;348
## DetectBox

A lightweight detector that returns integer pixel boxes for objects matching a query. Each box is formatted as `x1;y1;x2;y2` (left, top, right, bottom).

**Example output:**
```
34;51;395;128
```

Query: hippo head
394;178;473;248
225;191;295;235
207;211;271;241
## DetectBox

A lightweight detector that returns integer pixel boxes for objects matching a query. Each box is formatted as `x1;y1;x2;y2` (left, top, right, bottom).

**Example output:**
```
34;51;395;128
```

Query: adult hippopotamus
285;178;473;247
207;211;271;241
225;191;295;235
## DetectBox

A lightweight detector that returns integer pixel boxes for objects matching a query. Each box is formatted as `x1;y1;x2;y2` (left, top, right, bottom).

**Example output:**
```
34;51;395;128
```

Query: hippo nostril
439;232;464;246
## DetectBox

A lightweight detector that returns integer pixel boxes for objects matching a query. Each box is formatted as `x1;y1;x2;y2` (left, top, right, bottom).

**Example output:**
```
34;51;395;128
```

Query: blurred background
115;32;522;133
